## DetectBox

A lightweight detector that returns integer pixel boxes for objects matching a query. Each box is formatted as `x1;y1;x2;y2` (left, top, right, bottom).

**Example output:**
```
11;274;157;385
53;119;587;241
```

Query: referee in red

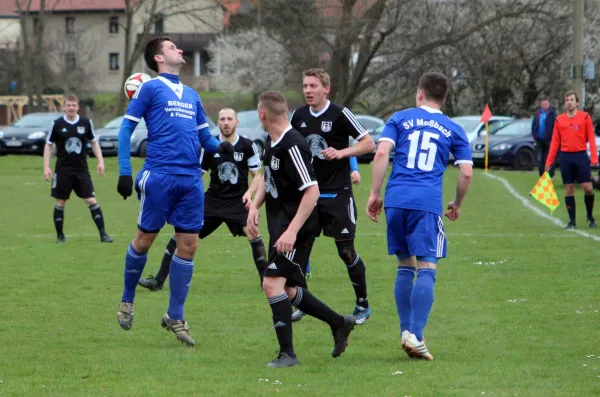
546;90;598;229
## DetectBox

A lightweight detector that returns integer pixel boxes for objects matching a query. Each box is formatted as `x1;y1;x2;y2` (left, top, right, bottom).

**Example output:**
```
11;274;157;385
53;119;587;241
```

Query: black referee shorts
559;151;592;184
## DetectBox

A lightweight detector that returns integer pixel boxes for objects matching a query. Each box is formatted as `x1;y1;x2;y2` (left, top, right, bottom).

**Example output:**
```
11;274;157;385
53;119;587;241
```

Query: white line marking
484;173;600;242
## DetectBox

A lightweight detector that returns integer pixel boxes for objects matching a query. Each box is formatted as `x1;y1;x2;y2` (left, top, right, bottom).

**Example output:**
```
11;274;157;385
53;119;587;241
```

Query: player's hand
242;191;253;210
97;162;105;177
44;167;53;182
351;171;361;184
275;229;297;254
321;147;344;160
217;141;234;155
445;201;461;221
366;193;383;222
117;175;133;200
591;162;599;168
247;205;260;236
545;165;551;172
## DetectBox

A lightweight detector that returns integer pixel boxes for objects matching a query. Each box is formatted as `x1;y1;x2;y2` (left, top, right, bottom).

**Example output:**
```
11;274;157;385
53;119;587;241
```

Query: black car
470;119;535;170
0;112;63;155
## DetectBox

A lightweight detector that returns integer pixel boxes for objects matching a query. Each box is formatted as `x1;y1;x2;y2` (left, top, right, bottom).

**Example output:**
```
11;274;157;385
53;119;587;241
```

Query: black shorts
264;236;315;287
317;192;357;239
51;171;95;200
559;151;592;184
199;195;247;239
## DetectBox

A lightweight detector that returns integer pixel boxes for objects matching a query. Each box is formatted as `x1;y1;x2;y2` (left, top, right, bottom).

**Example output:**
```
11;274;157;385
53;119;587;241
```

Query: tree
207;27;291;101
116;0;222;115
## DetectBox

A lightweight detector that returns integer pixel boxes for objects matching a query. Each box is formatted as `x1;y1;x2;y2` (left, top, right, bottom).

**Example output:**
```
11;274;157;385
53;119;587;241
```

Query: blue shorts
385;208;447;263
559;151;592;184
135;169;205;234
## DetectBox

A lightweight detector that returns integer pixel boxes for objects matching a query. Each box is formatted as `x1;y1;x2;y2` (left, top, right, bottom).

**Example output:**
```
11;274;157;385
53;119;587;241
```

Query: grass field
0;155;599;397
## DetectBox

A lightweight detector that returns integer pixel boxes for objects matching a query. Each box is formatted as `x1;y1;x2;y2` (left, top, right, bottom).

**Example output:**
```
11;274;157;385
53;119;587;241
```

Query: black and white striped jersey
290;101;367;193
263;126;318;240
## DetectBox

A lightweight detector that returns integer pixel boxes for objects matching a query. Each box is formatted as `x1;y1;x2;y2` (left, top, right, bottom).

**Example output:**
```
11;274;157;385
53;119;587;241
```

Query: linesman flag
530;172;559;213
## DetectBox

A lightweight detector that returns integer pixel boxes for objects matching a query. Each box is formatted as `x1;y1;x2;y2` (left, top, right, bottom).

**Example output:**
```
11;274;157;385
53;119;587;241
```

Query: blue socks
122;244;148;303
167;255;194;321
394;266;416;333
410;269;437;341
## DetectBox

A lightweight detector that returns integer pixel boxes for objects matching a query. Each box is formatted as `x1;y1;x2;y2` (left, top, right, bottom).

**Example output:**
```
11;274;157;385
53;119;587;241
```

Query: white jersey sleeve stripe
379;137;396;147
197;123;209;130
124;114;140;122
289;145;312;187
342;107;366;134
89;119;98;141
46;121;55;144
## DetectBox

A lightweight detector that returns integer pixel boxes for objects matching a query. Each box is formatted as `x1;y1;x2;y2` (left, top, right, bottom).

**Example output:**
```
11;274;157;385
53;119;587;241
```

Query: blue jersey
119;73;218;176
380;106;472;215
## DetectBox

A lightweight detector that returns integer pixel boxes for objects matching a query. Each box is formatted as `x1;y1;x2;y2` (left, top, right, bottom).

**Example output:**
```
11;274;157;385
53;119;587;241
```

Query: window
65;52;76;70
109;53;120;71
109;16;119;34
154;14;164;34
65;17;75;34
33;17;39;34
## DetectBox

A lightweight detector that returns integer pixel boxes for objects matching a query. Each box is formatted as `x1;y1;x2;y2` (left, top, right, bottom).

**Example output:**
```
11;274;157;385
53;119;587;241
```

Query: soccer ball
124;73;151;99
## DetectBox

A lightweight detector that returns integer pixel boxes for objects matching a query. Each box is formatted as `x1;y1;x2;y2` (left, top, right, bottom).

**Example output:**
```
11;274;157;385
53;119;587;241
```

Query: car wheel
513;148;535;170
138;140;148;158
253;140;264;159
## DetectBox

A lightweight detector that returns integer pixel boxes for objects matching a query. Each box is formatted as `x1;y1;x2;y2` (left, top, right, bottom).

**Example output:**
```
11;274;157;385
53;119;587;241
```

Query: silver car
95;115;216;157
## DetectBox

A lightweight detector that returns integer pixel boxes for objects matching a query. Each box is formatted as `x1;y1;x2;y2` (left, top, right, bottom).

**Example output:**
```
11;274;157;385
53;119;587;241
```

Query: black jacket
531;106;557;144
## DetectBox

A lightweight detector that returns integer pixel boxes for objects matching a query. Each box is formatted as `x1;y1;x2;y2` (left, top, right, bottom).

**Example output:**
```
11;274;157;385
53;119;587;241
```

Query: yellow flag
530;172;559;213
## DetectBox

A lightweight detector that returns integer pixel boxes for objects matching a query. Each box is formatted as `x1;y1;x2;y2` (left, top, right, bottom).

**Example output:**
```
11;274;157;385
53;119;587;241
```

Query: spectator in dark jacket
532;97;557;177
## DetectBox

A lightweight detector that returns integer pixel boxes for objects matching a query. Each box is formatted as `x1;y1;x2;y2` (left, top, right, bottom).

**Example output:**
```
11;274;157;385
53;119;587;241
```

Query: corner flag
530;172;559;213
480;104;492;123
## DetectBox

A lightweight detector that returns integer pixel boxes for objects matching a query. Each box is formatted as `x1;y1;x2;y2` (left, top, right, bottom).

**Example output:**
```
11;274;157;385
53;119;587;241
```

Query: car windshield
493;120;532;136
104;117;124;129
237;111;260;128
13;113;60;128
452;118;480;133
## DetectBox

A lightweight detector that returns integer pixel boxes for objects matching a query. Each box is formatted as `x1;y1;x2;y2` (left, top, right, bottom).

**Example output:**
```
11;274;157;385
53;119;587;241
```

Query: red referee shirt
546;111;598;166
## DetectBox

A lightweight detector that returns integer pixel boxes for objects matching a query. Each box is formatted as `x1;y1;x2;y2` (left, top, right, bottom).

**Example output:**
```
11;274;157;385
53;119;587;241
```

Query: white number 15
407;130;439;171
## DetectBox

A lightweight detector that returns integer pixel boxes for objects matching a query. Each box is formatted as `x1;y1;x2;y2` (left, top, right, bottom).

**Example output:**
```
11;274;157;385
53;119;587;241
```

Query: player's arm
195;95;219;153
545;121;561;168
446;129;473;221
243;142;263;206
275;144;319;253
586;114;598;165
367;117;397;222
247;173;265;237
117;83;148;199
43;121;57;181
322;108;375;160
349;156;360;184
87;120;105;176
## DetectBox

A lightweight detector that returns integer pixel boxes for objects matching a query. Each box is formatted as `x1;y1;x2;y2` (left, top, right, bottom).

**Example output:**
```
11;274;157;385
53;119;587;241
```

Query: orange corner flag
530;172;559;213
480;104;492;123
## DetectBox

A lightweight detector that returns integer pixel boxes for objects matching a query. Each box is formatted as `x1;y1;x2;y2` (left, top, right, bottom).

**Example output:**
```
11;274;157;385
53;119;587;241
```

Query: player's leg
161;231;198;346
577;155;596;228
51;172;71;243
560;153;577;228
117;170;168;331
404;210;444;361
75;173;112;242
325;194;370;321
535;141;545;177
242;224;267;287
385;208;415;346
138;234;175;291
283;238;356;358
161;174;205;346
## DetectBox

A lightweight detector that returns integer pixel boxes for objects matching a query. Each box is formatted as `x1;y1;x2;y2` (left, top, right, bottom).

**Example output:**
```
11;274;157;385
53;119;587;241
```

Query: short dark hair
564;90;579;102
418;72;449;104
258;91;288;118
144;36;171;73
64;94;79;103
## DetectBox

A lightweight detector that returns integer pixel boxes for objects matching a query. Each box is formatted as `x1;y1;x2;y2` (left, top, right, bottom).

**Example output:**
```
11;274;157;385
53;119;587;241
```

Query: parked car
451;115;514;142
470;119;536;170
94;115;216;157
234;110;270;156
0;112;63;155
354;114;385;134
